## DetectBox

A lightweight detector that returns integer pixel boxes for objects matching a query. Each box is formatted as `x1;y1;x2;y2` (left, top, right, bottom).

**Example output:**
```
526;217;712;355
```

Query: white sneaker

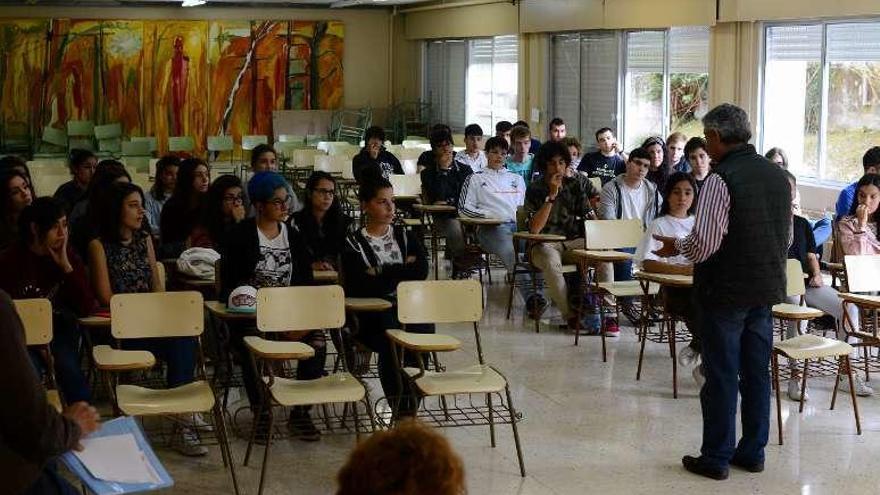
692;365;705;388
678;346;700;367
839;373;875;397
174;427;208;457
787;377;810;402
188;412;214;432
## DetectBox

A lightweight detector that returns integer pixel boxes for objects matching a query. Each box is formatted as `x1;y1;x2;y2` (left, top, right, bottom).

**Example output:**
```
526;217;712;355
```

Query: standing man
654;104;791;481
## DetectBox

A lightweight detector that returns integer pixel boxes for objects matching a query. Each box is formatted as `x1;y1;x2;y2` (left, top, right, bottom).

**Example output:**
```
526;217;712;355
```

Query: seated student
634;172;701;383
0;155;37;196
0;197;96;404
599;147;662;329
547;118;567;143
526;141;600;329
244;143;302;217
353;126;403;184
0;170;34;250
781;171;869;400
336;421;465;495
53;149;97;215
513;119;542;155
765;147;788;169
684;136;711;191
69;160;131;261
291;171;353;271
341;178;432;415
578;127;627;186
0;289;100;495
220;172;322;440
188;175;246;250
506;125;535;182
839;173;880;255
836;147;880;220
643;136;671;193
667;132;690;173
417;124;454;172
495;120;513;146
454;123;487;172
459;137;543;312
563;136;583;173
420;144;471;260
144;155;180;238
88;182;204;456
160;158;209;258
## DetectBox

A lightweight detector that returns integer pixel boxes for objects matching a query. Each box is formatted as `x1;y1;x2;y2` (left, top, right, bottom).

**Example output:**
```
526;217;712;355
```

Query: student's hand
809;272;824;288
366;267;377;276
438;149;454;169
48;235;73;274
64;402;100;449
367;142;381;160
405;255;417;264
232;204;246;222
856;204;869;229
652;235;680;258
548;173;563;199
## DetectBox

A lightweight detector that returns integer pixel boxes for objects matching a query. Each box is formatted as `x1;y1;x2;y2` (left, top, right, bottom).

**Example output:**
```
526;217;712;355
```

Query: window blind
552;34;582;138
669;26;710;73
765;24;822;61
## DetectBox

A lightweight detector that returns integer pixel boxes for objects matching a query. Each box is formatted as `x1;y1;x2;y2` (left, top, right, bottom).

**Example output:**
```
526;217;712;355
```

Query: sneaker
692;365;705;388
289;409;321;442
186;412;214;432
787;377;810;402
678;346;700;367
174;427;208;457
603;318;620;337
620;303;641;326
839;373;875;397
526;295;548;320
565;315;600;335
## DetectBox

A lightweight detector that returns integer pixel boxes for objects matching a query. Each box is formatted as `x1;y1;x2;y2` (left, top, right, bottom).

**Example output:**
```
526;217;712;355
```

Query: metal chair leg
844;355;862;435
504;386;526;477
636;313;649;381
214;403;241;495
669;319;678;399
257;410;275;495
487;393;496;448
772;352;783;445
799;359;809;414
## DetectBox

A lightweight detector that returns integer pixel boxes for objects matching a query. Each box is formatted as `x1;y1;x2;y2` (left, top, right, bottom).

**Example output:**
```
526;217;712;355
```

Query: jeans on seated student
476;222;541;300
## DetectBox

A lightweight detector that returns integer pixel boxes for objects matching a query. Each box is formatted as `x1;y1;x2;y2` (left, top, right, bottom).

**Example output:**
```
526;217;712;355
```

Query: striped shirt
675;173;729;263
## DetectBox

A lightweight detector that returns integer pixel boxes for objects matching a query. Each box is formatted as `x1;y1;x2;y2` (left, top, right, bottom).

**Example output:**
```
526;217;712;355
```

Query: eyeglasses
223;194;244;204
267;195;292;208
313;187;335;197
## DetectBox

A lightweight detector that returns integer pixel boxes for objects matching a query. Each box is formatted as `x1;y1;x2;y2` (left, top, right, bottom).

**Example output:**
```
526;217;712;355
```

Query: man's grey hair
702;103;752;144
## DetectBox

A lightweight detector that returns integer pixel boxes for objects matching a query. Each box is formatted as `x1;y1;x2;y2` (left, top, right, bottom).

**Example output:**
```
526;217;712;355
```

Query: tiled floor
131;279;880;494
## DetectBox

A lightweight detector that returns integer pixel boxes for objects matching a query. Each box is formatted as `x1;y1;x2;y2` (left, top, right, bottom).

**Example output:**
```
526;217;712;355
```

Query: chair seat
93;345;156;371
572;249;634;262
597;280;659;297
561;264;579;274
772;303;824;320
312;270;339;282
405;364;507;396
267;373;365;407
345;297;393;312
386;329;461;352
117;381;215;416
402;218;423;227
839;293;880;308
244;336;315;360
774;334;854;360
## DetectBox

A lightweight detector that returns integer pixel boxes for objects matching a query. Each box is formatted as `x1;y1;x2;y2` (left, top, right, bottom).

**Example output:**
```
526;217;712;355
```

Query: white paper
73;434;162;484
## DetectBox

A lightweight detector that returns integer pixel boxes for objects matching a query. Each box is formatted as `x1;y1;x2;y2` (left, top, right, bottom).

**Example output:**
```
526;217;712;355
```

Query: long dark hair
171;158;209;207
97;182;145;243
642;136;671;190
203;174;242;245
1;169;30;213
358;176;393;203
850;173;880;225
18;196;65;246
659;171;698;217
533;140;571;174
150;155;181;200
160;158;208;243
306;171;343;219
0;155;36;196
85;159;131;222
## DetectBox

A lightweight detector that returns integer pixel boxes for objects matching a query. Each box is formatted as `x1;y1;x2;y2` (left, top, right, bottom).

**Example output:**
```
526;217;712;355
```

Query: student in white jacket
459;136;543;309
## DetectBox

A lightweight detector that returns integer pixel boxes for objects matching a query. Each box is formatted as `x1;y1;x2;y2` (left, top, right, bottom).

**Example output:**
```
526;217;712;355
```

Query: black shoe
730;456;764;473
682;455;729;480
288;410;321;442
526;295;548;320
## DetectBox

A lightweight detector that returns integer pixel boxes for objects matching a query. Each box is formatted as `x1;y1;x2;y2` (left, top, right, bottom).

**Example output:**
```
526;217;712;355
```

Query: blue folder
61;416;174;494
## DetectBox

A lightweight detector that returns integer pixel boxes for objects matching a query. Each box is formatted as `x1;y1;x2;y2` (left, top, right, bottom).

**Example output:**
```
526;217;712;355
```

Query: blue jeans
699;304;773;468
612;247;636;282
476;222;541;301
123;337;196;387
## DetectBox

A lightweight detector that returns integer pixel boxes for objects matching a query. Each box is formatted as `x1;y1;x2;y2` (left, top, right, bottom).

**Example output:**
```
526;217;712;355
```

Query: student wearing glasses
292;171;353;271
188;175;246;250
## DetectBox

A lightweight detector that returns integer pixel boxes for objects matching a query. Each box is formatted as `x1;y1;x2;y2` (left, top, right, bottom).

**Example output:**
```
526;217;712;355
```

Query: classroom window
762;21;880;184
424;35;519;134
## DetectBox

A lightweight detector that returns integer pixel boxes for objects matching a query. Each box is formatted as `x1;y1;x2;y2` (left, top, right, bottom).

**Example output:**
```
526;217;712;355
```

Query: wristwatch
544;195;556;204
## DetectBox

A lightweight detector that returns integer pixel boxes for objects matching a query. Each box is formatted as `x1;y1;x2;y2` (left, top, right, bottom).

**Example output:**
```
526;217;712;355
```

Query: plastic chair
840;255;880;382
314;154;348;175
291;148;324;169
389;173;422;199
243;286;369;495
771;259;824;339
67;120;95;152
168;136;194;153
14;298;62;412
388;280;526;476
94;123;122;155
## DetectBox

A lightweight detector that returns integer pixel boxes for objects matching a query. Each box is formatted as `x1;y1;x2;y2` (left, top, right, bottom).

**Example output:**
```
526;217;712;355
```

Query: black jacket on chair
341;225;428;298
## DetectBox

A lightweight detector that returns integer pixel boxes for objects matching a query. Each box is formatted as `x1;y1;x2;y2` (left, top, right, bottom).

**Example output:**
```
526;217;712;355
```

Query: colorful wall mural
0;18;344;154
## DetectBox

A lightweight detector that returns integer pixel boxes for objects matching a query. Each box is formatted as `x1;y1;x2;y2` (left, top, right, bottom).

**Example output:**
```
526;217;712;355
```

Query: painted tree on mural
289;20;344;110
218;20;275;135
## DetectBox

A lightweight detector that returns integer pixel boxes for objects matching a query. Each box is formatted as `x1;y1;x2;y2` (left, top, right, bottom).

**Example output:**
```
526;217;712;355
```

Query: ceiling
1;0;437;7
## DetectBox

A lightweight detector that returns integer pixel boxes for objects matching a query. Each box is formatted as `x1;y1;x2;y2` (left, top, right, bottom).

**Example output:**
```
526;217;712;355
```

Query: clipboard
61;416;174;494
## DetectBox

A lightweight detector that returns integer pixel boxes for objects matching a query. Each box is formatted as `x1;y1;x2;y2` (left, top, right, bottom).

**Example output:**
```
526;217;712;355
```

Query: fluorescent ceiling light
182;0;206;6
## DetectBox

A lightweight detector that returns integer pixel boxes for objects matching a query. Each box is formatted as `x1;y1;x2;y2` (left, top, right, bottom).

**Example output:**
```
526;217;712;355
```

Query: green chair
95;123;122;156
207;135;236;176
67;120;95;152
130;136;157;155
33;126;68;159
241;135;268;151
168;136;194;153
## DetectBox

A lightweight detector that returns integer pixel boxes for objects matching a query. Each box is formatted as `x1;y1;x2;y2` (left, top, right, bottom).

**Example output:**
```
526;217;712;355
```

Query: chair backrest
130;136;158;153
94;123;122;140
314;154;346;174
110;291;203;339
278;134;304;144
317;141;347;153
207;135;234;152
341;160;355;180
402;139;428;149
67;120;94;137
328;143;359;158
168;136;194;152
13;298;52;346
386;144;404;157
242;135;269;151
451;134;466;146
401;158;418;175
398;148;423;161
389;174;422;197
292;148;324;168
397;280;483;324
41;126;68;147
784;258;807;297
256;285;345;332
583;219;644;250
844;255;880;293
